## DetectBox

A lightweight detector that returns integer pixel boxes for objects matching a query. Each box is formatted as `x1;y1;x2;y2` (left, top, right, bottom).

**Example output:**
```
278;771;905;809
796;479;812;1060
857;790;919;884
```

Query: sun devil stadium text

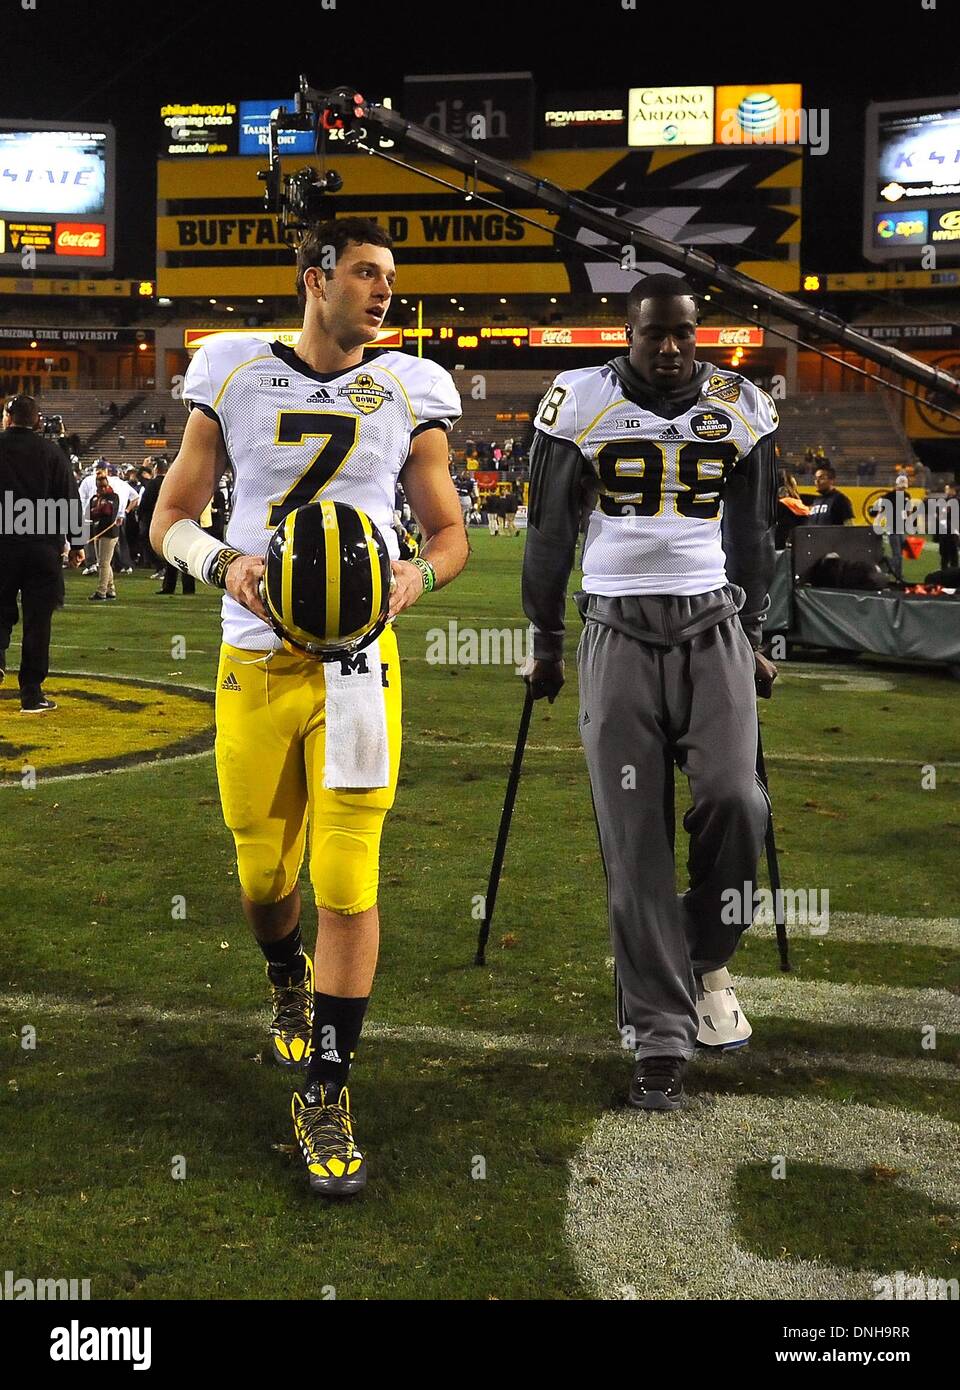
50;1321;151;1371
1;1269;91;1299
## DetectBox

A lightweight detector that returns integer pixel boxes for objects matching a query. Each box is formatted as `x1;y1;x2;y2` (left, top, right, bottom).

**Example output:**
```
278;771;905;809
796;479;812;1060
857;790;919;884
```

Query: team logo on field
337;373;393;415
690;410;733;440
704;373;742;404
0;674;214;783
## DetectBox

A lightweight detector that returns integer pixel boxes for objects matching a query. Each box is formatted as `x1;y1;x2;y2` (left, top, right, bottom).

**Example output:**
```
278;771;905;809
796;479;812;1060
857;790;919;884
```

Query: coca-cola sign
697;326;765;347
54;222;106;256
530;325;765;348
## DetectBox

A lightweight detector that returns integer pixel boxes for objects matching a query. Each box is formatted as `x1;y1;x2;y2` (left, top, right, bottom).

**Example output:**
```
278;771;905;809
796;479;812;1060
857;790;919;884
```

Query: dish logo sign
55;222;106;256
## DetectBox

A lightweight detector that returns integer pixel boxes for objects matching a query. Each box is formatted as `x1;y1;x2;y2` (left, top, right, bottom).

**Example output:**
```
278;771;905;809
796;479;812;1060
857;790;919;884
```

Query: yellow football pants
214;626;402;915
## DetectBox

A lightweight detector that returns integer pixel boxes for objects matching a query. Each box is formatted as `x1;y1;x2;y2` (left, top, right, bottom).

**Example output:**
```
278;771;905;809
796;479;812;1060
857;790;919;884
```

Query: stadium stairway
83;392;146;457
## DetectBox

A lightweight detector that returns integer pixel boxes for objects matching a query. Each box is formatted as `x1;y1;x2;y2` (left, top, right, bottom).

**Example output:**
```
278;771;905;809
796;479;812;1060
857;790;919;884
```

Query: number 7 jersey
534;362;778;596
183;335;461;649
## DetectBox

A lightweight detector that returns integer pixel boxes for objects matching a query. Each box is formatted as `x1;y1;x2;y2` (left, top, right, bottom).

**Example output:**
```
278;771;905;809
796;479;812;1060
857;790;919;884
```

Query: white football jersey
533;363;779;597
183;335;461;649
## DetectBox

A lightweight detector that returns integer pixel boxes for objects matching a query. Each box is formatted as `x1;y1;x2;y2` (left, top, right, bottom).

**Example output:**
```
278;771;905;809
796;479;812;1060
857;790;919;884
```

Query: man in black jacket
521;275;778;1110
0;395;86;712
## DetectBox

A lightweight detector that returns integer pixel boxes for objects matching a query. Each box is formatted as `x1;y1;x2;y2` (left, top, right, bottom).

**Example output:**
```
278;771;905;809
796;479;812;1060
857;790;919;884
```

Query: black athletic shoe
88;592;107;601
20;693;57;714
291;1081;366;1197
628;1055;686;1111
267;955;314;1069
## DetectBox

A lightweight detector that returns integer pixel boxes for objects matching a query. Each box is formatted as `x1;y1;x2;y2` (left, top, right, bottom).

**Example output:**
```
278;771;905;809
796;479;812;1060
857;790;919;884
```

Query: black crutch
475;686;535;966
756;725;790;972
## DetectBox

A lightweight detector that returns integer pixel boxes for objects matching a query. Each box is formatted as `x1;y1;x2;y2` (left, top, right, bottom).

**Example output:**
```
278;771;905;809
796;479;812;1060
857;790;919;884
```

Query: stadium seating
774;392;919;483
34;389;186;468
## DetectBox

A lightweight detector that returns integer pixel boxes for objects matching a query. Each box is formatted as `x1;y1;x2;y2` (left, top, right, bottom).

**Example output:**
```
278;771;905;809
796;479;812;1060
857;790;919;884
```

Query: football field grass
1;532;958;1300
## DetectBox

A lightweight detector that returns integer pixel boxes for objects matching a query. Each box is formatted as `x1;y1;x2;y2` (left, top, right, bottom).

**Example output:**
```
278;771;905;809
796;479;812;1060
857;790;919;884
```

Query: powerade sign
873;210;929;247
238;100;315;155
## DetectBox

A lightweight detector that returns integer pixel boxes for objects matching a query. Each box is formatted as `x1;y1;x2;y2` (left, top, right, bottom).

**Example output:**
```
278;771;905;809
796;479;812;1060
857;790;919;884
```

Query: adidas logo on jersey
221;672;241;691
305;388;333;402
658;423;684;440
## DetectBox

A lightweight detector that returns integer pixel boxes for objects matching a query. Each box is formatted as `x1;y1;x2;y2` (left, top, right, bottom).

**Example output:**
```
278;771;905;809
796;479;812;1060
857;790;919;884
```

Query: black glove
521;656;565;703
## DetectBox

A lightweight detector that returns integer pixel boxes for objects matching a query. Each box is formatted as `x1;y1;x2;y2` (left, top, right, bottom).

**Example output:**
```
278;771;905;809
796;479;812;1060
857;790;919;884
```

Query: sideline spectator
105;465;138;574
0;395;86;712
88;473;120;602
870;473;915;581
807;465;854;526
136;459;169;577
935;482;959;572
502;486;519;536
775;472;811;548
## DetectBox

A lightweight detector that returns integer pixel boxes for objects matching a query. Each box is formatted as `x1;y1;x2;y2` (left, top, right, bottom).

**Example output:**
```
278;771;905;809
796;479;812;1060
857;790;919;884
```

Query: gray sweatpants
576;589;769;1061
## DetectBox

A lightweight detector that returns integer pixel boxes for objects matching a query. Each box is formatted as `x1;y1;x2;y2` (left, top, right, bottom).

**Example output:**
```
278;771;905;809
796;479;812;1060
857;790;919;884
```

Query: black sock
260;921;306;985
305;993;369;1096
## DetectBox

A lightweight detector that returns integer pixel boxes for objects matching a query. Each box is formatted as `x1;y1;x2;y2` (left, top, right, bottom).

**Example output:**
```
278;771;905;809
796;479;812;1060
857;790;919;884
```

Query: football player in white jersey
151;218;468;1194
522;273;779;1110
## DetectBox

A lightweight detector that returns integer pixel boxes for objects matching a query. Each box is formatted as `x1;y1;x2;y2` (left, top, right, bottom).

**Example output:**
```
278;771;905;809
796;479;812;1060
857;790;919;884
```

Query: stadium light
803;274;821;291
209;298;217;304
137;281;154;297
137;342;149;352
499;297;507;304
256;298;264;304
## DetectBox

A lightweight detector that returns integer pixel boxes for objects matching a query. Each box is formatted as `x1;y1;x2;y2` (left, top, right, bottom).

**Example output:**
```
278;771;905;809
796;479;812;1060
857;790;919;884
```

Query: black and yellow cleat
291;1082;367;1197
267;955;314;1069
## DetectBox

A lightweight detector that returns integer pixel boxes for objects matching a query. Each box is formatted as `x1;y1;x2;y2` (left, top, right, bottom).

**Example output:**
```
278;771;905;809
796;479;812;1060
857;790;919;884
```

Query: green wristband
412;557;436;594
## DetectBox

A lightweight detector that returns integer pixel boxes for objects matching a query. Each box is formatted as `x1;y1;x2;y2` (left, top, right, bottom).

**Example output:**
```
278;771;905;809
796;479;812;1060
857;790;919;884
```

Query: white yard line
0;988;956;1072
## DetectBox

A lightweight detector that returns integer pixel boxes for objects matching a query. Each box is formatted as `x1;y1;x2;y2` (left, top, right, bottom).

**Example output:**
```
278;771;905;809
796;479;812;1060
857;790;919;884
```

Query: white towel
322;637;390;790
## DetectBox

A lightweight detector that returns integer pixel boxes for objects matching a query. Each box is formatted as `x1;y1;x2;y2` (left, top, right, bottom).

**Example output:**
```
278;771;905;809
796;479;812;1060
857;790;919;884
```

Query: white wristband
160;518;241;587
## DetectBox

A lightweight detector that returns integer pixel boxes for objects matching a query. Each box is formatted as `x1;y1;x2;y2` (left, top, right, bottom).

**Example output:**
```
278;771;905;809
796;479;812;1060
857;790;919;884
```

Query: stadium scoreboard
0;121;115;271
864;96;960;263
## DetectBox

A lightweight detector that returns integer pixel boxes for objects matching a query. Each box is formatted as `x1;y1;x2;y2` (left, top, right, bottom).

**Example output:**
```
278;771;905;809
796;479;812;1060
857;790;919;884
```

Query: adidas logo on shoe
221;672;241;691
306;388;332;402
320;1050;342;1062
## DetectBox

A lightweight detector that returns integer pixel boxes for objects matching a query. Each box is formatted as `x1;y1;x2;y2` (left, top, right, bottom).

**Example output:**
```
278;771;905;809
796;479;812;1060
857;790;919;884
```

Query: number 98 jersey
183;335;461;650
534;362;778;597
